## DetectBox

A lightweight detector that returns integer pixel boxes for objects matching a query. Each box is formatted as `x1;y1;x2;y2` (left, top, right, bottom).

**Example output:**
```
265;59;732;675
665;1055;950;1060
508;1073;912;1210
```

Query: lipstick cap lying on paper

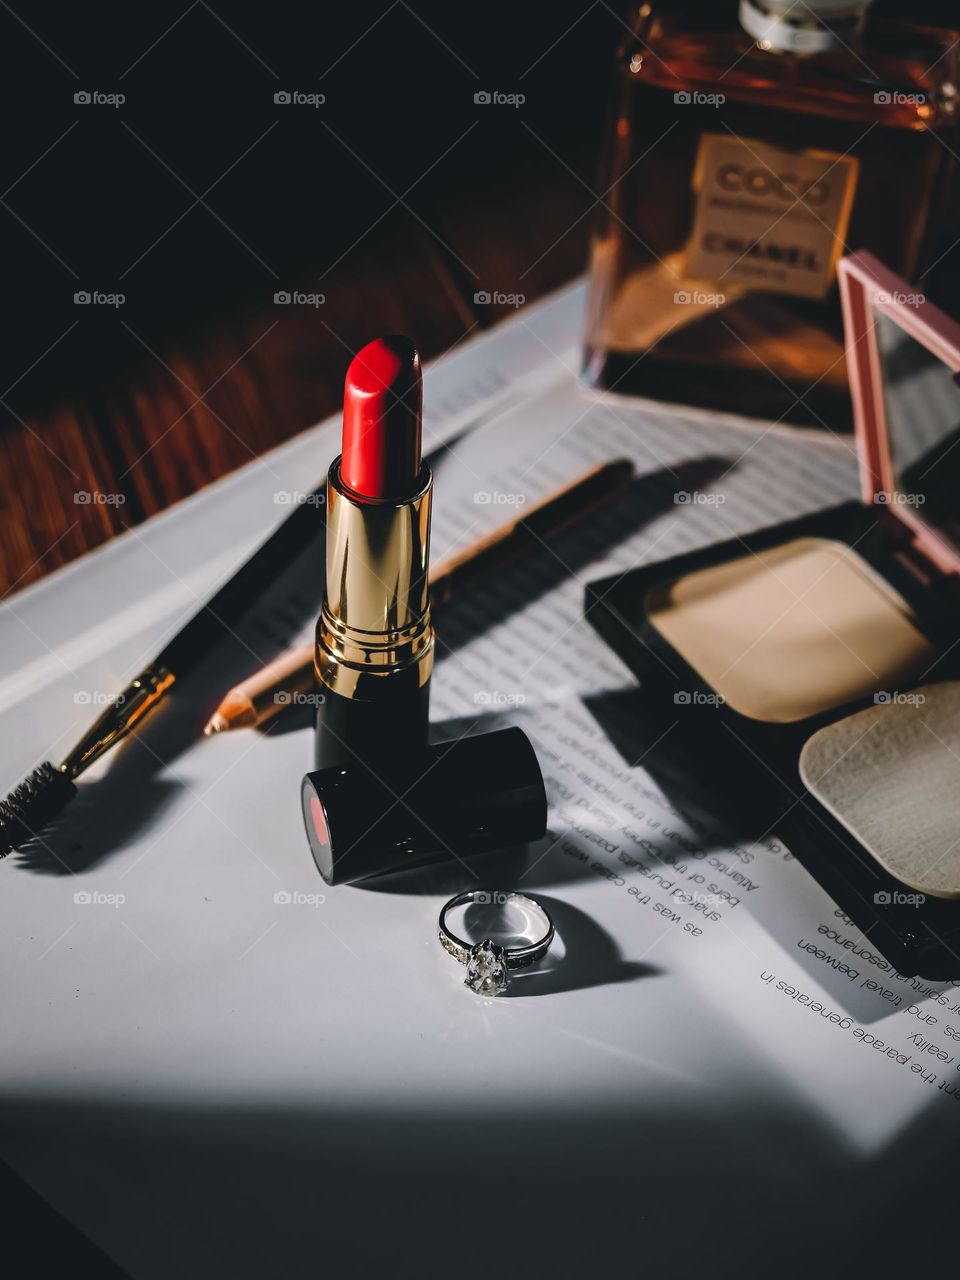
301;726;547;885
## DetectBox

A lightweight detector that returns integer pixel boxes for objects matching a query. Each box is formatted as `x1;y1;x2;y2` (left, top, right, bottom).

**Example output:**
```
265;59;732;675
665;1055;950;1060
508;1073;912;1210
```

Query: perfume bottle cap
742;0;870;17
740;0;871;54
301;726;547;886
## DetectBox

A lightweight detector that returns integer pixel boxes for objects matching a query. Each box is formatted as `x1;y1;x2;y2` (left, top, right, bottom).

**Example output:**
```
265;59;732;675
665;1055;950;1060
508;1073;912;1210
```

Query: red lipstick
341;336;422;499
312;336;434;772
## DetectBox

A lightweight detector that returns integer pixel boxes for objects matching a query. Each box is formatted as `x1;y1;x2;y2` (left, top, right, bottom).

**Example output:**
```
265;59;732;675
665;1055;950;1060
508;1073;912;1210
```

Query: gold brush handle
60;665;176;779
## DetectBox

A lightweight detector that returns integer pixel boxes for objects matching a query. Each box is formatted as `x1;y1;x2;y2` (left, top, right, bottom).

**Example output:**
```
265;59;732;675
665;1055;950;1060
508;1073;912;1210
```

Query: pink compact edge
838;250;960;577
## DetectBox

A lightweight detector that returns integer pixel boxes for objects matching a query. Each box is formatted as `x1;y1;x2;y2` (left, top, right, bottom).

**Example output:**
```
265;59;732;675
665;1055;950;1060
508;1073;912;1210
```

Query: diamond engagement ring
438;889;555;996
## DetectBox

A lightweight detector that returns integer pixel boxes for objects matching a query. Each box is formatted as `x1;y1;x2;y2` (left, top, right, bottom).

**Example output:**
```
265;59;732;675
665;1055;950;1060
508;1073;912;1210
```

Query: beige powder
646;537;934;723
800;682;960;898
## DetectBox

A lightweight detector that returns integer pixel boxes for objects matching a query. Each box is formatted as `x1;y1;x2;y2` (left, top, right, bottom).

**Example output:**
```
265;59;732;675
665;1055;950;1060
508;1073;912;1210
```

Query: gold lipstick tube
313;456;434;770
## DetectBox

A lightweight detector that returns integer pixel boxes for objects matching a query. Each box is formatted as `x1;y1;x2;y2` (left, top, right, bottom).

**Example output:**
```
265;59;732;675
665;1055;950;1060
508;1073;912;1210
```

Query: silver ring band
438;889;555;995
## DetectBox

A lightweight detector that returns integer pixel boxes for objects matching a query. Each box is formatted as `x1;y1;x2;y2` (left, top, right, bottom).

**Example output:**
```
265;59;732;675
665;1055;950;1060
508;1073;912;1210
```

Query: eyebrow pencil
204;458;636;733
312;335;434;771
0;480;326;857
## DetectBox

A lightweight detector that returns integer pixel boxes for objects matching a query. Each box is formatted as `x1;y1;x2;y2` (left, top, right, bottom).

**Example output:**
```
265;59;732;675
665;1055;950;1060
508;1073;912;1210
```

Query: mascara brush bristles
0;762;77;856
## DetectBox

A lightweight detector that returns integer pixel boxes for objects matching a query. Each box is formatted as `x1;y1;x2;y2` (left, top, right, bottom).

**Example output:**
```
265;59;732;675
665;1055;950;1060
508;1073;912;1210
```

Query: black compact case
585;253;960;979
587;505;960;978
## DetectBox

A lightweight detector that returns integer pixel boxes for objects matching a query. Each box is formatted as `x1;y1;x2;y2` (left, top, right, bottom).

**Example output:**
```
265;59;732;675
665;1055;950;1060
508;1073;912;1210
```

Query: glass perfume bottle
583;0;960;428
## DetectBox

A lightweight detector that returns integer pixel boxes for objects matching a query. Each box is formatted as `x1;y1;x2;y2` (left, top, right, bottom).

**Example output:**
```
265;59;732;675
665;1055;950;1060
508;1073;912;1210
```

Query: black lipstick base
313;681;430;772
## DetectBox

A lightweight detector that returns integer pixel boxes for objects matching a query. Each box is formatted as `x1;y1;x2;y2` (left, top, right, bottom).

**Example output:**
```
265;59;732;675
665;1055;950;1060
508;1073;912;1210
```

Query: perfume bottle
584;0;960;428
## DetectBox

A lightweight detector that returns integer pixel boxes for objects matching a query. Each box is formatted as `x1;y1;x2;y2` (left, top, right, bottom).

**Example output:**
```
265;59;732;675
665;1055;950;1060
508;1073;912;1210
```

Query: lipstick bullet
313;336;434;771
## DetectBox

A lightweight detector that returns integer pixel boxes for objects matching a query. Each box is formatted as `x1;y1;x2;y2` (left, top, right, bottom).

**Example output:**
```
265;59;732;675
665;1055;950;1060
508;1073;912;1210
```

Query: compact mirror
874;307;960;543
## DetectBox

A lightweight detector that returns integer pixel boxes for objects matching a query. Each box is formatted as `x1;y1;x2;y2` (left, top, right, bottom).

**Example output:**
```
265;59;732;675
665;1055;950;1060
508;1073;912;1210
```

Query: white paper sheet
1;282;958;1280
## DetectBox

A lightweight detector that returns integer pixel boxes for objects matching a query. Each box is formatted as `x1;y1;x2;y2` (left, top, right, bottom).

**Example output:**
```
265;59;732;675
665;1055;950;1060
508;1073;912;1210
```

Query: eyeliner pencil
0;489;327;856
204;458;635;734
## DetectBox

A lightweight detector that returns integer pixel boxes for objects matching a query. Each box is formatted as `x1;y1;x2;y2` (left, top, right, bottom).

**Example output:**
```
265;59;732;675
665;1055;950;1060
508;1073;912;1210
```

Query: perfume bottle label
684;133;859;300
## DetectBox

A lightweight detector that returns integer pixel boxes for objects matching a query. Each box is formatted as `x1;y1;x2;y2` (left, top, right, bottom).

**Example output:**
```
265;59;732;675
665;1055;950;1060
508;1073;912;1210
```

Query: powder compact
587;251;960;978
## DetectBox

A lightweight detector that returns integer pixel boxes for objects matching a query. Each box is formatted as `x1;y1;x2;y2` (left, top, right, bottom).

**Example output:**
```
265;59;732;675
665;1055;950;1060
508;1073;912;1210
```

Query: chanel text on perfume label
684;134;859;300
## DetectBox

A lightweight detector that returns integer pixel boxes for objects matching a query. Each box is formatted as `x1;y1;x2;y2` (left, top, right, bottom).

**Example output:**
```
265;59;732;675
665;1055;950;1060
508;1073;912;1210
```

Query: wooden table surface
0;0;621;599
0;170;592;596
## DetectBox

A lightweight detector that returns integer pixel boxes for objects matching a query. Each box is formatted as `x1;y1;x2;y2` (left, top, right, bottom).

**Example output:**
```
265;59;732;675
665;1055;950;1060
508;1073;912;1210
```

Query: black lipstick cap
300;726;547;885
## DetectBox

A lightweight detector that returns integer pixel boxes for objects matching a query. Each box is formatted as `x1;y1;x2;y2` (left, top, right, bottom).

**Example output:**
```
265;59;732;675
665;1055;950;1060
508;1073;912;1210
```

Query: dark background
0;1;629;587
1;1;618;407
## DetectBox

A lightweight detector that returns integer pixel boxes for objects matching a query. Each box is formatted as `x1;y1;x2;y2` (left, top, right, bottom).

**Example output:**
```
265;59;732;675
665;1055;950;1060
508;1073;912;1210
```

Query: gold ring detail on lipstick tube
315;456;434;702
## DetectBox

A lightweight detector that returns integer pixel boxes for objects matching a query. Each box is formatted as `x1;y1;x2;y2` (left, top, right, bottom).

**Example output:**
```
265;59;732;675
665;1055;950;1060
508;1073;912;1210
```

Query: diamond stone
465;939;508;996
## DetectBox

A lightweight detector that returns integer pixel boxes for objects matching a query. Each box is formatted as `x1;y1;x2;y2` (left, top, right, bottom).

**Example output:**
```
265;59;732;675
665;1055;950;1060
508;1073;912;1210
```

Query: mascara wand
0;666;175;856
0;481;327;858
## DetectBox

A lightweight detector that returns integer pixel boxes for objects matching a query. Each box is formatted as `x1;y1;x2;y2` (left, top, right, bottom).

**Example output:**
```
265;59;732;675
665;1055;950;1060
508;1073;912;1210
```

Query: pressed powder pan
646;536;935;723
800;681;960;899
